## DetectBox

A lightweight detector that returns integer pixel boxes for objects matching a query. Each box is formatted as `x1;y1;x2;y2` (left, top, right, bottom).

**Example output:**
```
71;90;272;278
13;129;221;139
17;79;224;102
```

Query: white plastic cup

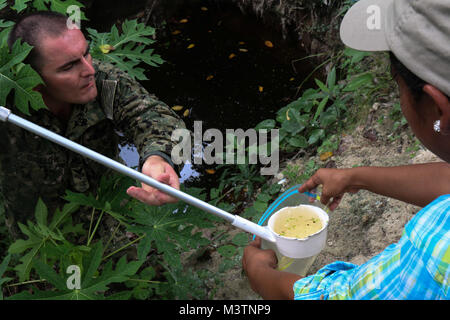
262;205;329;275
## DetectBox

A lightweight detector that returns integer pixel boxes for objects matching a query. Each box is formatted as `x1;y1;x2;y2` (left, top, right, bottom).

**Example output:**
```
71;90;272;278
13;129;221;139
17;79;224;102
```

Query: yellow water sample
273;207;323;239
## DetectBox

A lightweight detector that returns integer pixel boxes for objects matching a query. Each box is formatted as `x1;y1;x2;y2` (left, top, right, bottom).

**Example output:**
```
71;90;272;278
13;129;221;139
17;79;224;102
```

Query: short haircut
7;11;69;71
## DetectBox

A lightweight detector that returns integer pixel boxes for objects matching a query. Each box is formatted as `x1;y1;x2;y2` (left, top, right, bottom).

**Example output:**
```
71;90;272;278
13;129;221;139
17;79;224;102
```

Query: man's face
37;29;97;106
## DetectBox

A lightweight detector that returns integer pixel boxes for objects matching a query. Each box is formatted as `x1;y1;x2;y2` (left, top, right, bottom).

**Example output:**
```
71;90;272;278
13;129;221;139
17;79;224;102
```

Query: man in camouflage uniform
0;11;186;242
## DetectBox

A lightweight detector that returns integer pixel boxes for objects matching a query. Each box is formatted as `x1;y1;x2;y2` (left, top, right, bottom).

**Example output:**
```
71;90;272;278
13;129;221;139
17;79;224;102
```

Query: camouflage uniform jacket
0;59;186;235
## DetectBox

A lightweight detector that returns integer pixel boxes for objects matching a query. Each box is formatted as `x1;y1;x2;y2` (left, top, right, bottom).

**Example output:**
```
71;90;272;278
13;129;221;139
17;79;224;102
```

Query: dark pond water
119;1;317;185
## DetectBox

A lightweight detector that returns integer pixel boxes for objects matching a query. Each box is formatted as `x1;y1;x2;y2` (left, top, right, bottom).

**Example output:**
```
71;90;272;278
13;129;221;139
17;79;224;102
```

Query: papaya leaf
0;254;12;300
11;0;33;12
0;0;8;10
87;19;163;81
31;0;87;19
7;199;80;281
125;194;211;264
0;39;46;115
7;242;144;300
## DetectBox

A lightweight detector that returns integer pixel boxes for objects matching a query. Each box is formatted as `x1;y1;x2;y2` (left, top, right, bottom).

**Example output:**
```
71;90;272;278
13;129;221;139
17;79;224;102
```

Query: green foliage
256;47;376;154
7;199;81;281
11;0;87;19
87;20;164;81
1;175;230;300
8;242;143;300
0;38;46;114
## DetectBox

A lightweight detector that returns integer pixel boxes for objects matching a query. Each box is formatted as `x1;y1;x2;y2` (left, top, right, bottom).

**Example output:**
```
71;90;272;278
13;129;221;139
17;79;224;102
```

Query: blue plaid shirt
293;194;450;300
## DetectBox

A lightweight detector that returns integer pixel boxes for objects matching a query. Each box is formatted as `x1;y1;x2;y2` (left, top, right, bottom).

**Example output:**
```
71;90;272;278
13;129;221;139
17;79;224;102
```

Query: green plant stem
102;234;146;261
87;206;96;246
6;279;46;287
127;278;163;284
103;221;122;254
87;210;104;247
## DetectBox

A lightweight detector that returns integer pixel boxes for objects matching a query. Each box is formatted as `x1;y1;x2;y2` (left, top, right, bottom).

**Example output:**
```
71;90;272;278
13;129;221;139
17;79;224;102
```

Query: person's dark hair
389;52;426;99
7;11;69;71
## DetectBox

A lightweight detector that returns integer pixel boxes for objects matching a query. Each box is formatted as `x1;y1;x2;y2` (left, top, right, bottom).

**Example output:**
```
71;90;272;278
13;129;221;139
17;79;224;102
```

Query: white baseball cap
340;0;450;96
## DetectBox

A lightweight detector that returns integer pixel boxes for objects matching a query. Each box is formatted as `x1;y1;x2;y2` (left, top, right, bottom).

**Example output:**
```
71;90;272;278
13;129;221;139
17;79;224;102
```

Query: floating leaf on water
228;53;236;59
289;77;295;81
183;109;190;117
187;43;195;49
172;105;184;111
319;151;333;161
264;40;274;48
179;19;189;23
239;48;248;52
172;30;181;35
205;169;215;174
258;86;264;92
206;75;214;80
99;44;115;54
200;6;208;11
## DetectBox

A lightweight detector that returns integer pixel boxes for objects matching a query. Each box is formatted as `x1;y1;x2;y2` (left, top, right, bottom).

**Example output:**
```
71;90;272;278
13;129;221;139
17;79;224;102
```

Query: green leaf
231;233;249;247
0;0;8;10
0;39;46;115
217;245;236;258
34;198;48;227
343;47;372;64
255;119;276;130
288;135;308;148
343;73;373;92
11;0;33;12
313;96;329;122
327;67;336;92
0;254;12;300
315;78;329;93
308;129;325;145
31;0;87;19
87;19;162;80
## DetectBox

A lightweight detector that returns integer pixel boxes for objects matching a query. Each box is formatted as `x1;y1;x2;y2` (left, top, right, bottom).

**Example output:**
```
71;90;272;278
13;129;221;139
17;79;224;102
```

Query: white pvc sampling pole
0;107;276;243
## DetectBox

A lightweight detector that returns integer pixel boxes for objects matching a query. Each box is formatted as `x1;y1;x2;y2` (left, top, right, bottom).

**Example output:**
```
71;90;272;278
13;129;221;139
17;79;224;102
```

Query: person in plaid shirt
242;0;449;300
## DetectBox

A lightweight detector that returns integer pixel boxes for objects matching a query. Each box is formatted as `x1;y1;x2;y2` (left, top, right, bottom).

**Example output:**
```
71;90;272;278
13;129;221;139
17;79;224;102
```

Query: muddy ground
184;99;442;300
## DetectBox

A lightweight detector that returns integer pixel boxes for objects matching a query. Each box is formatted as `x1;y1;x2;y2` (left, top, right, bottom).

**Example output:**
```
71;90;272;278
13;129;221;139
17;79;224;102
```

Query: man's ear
33;83;45;93
423;84;450;135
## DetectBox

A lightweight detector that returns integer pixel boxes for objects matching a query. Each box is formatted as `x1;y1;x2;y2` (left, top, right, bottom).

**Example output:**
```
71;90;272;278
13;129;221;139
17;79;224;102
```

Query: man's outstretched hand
126;155;180;206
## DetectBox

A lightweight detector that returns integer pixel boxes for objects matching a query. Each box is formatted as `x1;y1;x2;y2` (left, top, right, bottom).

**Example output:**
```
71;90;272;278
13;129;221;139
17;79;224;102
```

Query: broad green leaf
217;245;236;258
308;129;325;145
232;233;249;246
0;0;8;10
255;119;276;130
0;40;46;115
34;259;67;291
288;135;308;148
32;0;87;20
343;47;372;64
87;20;162;81
343;73;373;92
11;0;32;12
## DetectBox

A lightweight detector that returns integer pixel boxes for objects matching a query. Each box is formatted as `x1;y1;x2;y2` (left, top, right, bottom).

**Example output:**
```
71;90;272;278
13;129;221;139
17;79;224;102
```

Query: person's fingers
248;236;262;248
126;186;162;205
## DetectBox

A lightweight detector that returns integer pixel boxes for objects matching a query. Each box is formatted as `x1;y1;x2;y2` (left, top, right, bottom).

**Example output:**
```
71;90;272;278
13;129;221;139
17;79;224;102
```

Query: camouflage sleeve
95;61;187;173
